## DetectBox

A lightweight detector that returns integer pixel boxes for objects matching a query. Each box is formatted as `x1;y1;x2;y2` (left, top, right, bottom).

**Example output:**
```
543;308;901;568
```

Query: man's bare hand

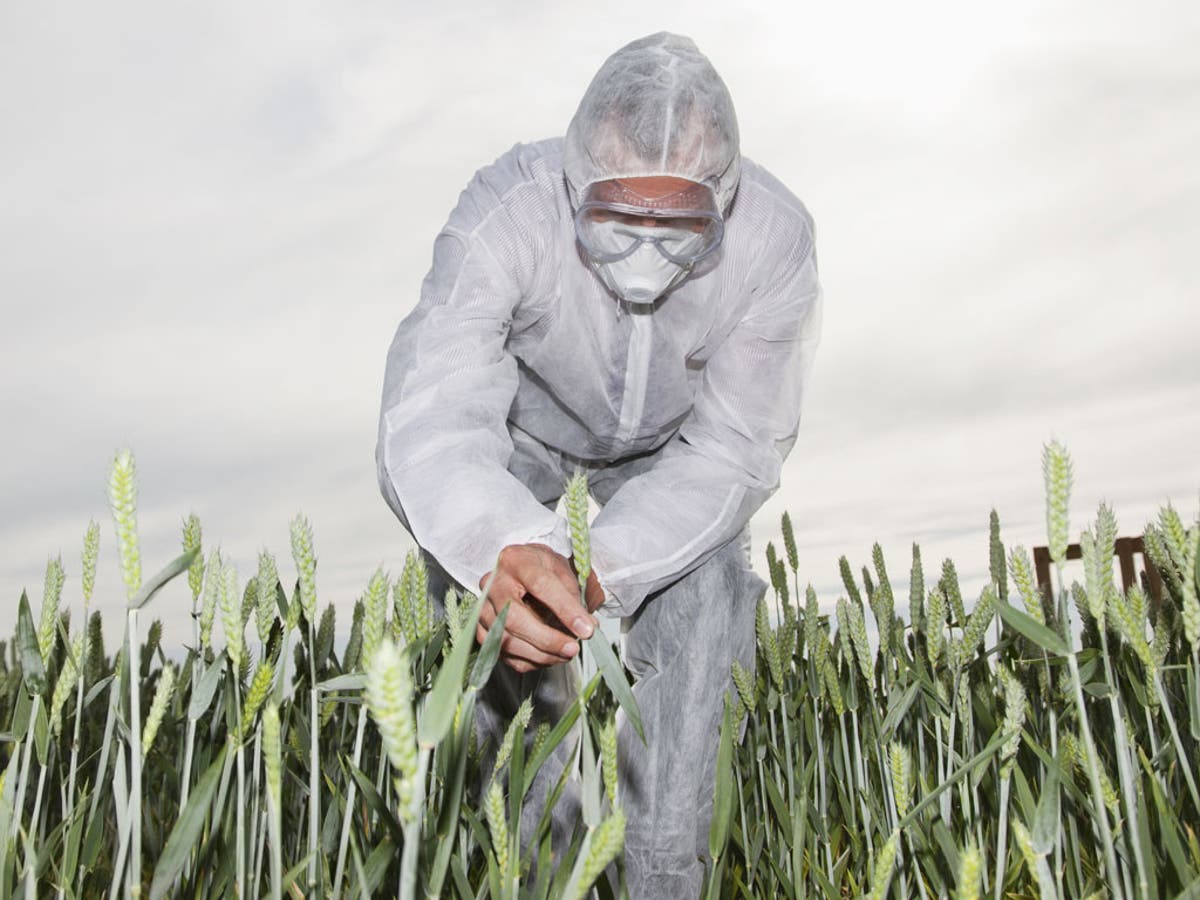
477;544;601;674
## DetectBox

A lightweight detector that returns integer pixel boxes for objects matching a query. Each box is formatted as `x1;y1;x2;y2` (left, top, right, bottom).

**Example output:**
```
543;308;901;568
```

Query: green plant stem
27;759;48;859
779;701;796;832
849;709;870;848
179;718;197;815
734;748;749;875
1193;648;1200;741
65;603;89;823
935;715;951;825
813;700;834;884
1065;815;1083;896
61;655;85;900
1151;670;1200;810
233;679;246;899
837;712;857;834
9;697;39;842
992;774;1011;900
248;723;266;897
108;745;134;900
1044;657;1062;900
398;749;430;900
251;806;267;900
127;608;142;899
905;832;930;900
77;677;121;898
948;669;973;830
268;781;283;900
181;600;201;814
1065;651;1123;899
574;595;591;831
1099;629;1148;897
308;619;321;897
332;704;369;896
1052;566;1125;900
1142;705;1160;759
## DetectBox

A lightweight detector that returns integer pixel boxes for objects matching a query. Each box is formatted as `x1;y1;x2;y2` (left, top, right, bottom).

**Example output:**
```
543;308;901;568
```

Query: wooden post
1033;534;1164;612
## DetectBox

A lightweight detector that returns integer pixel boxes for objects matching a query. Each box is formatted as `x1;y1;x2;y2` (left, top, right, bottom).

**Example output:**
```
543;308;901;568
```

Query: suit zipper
616;311;652;444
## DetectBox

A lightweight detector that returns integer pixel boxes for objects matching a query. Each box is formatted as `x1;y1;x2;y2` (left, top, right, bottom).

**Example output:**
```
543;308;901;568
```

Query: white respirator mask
592;232;691;305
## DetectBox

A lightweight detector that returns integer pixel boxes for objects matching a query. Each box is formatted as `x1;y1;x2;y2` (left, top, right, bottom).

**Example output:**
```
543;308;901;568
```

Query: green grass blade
525;673;602;784
879;682;920;740
1030;753;1061;856
282;851;317;898
468;604;506;691
586;630;644;743
709;693;736;862
360;836;395;896
425;693;476;899
418;602;482;747
187;655;224;721
996;601;1070;656
149;744;228;899
0;752;19;890
31;700;49;767
316;673;366;693
896;732;1005;830
16;592;46;696
129;549;199;611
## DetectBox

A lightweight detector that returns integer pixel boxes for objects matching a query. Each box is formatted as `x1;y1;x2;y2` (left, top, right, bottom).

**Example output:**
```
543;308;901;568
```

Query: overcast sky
2;1;1197;650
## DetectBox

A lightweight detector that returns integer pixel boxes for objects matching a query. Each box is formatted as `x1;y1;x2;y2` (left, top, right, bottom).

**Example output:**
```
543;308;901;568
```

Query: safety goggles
573;179;725;266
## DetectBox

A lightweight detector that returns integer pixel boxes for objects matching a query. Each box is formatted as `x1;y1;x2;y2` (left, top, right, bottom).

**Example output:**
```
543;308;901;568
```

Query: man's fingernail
563;642;578;657
573;617;593;638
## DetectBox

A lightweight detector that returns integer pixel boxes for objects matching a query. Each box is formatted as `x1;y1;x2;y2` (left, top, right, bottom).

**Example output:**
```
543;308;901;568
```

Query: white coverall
377;136;821;616
375;130;821;895
377;29;822;894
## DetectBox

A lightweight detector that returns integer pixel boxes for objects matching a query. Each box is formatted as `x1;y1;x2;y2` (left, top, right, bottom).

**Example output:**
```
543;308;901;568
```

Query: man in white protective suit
376;31;822;898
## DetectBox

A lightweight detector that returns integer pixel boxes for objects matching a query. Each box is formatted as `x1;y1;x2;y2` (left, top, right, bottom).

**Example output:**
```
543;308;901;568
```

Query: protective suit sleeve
376;173;572;592
588;239;822;617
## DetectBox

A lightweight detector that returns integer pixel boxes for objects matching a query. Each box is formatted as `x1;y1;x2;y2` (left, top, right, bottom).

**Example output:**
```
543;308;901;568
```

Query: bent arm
376;180;571;592
589;243;823;616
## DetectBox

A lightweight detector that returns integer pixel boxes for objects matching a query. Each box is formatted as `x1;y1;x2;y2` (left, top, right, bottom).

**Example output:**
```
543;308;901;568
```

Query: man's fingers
477;623;563;668
481;569;524;611
502;598;582;659
484;545;600;649
478;570;527;632
474;595;579;662
528;571;594;637
501;547;597;639
500;632;571;668
477;624;568;673
478;626;552;672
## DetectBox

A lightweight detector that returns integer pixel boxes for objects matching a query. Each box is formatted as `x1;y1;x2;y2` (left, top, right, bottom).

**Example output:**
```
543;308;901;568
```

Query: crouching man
376;31;822;898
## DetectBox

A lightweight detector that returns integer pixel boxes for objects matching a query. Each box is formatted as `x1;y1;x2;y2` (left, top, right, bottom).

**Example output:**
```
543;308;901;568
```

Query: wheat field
1;442;1197;898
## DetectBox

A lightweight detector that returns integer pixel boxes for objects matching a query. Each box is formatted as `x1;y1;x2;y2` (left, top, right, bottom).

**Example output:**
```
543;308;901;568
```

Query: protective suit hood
563;32;742;216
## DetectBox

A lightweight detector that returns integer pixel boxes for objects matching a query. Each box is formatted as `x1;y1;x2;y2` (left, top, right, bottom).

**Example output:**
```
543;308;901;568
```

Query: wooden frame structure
1032;535;1165;609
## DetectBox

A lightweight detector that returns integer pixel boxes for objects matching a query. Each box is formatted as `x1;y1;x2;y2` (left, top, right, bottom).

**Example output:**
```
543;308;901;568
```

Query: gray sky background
2;1;1198;650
